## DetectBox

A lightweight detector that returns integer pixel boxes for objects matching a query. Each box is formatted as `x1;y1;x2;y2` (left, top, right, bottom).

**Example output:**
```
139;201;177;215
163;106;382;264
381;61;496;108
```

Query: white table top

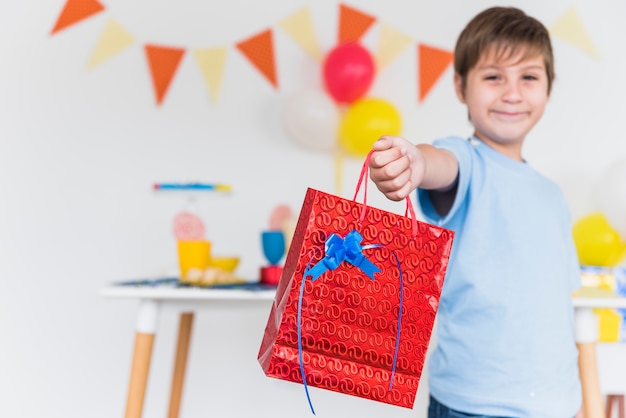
100;278;276;301
572;287;626;309
100;279;626;310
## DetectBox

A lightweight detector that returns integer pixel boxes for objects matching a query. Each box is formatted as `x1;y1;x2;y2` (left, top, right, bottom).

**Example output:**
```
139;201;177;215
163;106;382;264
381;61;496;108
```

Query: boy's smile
454;49;550;161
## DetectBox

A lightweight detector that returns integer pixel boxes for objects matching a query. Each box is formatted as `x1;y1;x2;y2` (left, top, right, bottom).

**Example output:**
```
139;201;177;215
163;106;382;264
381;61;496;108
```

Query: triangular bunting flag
278;6;322;61
550;6;600;58
144;44;186;105
86;19;135;70
50;0;105;35
236;29;278;88
338;3;376;44
194;47;228;104
418;44;453;102
375;23;413;71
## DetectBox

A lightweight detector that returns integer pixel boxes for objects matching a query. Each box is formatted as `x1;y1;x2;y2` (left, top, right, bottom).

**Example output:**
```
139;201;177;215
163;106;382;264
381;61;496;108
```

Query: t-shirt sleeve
417;137;473;226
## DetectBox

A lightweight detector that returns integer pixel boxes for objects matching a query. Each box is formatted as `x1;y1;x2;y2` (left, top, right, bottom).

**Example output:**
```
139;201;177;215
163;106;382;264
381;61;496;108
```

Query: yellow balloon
338;98;402;157
573;213;626;267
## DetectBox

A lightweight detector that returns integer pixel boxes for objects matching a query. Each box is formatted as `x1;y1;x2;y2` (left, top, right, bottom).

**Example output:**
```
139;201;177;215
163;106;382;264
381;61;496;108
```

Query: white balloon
596;158;626;240
281;90;339;152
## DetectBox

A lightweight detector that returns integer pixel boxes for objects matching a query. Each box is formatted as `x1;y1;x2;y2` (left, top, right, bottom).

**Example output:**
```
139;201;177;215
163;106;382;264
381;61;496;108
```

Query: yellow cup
177;240;211;280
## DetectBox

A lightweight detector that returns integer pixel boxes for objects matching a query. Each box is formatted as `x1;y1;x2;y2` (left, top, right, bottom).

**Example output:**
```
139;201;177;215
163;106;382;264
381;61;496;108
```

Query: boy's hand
369;136;425;201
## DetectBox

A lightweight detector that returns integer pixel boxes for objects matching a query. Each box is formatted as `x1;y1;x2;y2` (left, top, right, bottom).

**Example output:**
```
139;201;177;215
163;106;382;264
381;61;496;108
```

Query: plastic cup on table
177;240;211;281
261;231;286;265
260;231;286;286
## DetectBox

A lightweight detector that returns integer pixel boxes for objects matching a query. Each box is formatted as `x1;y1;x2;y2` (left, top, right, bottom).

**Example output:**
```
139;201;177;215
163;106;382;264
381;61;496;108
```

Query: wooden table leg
578;342;605;418
575;307;605;418
168;312;195;418
125;300;160;418
606;394;625;418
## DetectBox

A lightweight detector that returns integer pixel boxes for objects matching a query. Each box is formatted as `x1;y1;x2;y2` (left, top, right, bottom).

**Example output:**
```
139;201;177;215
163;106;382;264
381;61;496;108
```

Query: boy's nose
502;81;522;102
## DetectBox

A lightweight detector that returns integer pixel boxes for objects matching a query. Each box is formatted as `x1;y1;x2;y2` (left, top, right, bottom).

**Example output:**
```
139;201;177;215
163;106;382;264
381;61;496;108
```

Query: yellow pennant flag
194;47;228;103
87;18;135;70
278;6;321;61
376;22;414;71
550;6;600;58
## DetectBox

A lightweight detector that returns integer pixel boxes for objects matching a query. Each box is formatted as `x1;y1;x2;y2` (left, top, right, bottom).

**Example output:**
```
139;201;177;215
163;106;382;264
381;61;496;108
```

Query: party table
102;278;618;418
100;278;276;418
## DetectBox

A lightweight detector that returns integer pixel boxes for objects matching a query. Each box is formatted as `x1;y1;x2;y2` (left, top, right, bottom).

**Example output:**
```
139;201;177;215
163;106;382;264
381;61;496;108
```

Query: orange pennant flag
145;44;186;105
236;29;278;88
418;44;453;102
338;3;376;44
50;0;105;35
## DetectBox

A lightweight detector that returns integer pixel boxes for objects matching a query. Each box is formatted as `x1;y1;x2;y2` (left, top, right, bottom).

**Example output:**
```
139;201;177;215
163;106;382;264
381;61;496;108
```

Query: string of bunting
50;1;600;107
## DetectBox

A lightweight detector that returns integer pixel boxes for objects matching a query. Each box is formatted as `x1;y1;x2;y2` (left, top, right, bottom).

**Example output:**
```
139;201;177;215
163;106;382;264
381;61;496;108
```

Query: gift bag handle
354;150;418;237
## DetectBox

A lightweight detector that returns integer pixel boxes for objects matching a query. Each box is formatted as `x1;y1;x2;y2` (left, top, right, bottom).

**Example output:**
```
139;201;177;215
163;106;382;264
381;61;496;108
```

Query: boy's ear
454;73;466;103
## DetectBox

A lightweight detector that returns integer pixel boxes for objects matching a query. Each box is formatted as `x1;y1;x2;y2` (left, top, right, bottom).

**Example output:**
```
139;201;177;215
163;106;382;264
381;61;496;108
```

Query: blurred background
1;0;624;417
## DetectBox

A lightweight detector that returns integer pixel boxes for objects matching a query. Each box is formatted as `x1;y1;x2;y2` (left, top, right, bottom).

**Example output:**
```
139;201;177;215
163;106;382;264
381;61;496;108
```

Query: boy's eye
523;74;538;81
484;75;500;81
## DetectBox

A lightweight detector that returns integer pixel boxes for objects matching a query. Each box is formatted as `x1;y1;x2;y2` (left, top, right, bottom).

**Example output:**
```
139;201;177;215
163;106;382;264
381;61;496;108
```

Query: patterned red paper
258;187;454;409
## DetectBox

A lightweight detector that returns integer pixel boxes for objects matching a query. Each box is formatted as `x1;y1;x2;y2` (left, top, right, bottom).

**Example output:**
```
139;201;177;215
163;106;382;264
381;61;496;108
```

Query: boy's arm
369;136;459;215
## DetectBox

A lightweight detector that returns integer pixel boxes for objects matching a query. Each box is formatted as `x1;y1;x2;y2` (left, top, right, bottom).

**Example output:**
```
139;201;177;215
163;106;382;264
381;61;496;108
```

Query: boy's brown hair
454;7;555;94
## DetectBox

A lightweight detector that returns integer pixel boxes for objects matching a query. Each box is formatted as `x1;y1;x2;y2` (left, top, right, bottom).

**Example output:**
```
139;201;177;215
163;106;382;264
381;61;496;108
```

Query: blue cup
261;230;286;265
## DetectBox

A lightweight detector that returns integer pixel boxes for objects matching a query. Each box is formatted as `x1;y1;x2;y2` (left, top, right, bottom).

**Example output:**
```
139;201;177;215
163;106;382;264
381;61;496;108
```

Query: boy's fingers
370;157;411;189
376;181;412;202
370;138;408;168
372;136;392;151
373;136;404;150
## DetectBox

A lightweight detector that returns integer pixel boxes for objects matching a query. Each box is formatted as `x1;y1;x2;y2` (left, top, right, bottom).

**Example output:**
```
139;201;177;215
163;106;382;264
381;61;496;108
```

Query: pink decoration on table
269;204;292;230
173;211;205;240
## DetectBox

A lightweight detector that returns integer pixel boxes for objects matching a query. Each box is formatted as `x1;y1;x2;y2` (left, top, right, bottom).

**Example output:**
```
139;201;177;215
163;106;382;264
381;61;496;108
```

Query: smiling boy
369;7;581;418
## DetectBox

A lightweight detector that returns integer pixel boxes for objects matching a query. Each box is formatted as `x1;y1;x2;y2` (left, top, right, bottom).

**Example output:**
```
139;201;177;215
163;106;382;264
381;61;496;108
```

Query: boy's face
454;48;550;161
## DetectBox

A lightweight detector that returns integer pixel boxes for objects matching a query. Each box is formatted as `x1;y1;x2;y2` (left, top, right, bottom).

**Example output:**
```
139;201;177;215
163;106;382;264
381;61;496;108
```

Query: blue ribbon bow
305;230;382;281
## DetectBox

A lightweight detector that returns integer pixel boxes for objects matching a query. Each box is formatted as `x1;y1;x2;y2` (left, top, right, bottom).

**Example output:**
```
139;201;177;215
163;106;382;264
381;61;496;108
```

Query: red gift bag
258;152;454;411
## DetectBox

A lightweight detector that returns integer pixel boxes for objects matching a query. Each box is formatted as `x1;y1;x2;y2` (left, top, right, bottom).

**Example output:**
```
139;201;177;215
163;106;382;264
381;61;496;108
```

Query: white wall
1;1;625;417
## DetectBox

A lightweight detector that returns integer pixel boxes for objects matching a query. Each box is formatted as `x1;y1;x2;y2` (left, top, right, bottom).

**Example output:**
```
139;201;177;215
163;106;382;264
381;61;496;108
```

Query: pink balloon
323;42;375;104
